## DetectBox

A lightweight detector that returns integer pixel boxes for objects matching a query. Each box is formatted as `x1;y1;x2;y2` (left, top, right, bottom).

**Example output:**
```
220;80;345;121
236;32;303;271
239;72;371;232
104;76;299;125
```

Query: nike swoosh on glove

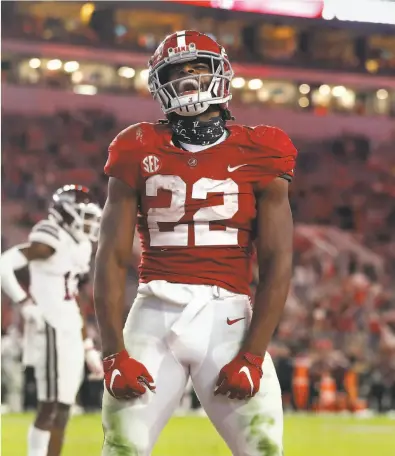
214;352;264;400
103;349;156;400
84;338;104;378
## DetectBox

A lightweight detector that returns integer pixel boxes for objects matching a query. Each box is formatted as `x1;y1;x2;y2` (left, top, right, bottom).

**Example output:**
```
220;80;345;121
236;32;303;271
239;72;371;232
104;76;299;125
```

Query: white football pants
102;281;283;456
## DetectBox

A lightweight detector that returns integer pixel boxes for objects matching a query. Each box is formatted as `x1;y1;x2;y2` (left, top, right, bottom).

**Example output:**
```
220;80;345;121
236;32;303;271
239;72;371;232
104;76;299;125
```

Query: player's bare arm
94;177;155;399
242;177;293;356
0;242;54;305
20;242;55;262
74;278;104;376
94;176;138;357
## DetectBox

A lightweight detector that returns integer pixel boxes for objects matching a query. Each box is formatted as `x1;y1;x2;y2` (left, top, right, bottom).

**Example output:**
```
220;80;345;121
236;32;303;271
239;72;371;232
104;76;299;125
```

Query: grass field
2;413;394;455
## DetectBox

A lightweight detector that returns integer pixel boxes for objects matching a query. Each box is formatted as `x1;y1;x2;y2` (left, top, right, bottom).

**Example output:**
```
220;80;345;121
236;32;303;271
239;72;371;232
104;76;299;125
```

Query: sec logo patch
141;155;161;174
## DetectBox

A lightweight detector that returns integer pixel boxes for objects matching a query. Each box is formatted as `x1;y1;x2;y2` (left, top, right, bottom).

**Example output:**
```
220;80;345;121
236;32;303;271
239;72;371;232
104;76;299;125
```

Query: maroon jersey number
64;272;78;301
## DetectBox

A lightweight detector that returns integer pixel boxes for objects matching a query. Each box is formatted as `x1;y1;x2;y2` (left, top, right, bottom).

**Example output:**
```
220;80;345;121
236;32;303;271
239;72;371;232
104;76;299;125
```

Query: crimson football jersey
105;122;297;295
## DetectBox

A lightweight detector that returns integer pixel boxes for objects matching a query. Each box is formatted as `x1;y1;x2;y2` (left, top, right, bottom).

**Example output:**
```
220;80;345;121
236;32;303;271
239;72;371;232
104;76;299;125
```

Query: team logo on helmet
141;155;162;174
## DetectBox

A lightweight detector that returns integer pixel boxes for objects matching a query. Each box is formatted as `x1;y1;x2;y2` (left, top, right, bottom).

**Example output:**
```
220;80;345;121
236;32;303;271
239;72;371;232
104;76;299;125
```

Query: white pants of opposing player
24;322;85;405
102;281;283;456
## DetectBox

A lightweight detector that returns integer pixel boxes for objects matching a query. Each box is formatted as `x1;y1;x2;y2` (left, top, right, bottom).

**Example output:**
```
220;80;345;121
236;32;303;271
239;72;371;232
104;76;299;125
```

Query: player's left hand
84;338;104;377
214;352;264;400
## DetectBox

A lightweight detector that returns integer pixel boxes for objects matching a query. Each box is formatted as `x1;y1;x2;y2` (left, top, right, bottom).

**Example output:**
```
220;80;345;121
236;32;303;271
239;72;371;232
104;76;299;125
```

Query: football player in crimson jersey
95;30;296;456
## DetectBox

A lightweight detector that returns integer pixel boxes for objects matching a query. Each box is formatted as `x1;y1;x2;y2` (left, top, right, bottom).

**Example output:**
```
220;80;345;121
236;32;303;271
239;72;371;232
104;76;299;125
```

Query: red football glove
103;349;156;400
214;352;264;400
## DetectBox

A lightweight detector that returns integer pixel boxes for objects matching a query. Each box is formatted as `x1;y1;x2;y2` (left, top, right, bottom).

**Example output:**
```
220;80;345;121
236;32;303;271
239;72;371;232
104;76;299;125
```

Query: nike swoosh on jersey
109;369;121;396
239;366;254;396
227;164;248;172
226;317;245;325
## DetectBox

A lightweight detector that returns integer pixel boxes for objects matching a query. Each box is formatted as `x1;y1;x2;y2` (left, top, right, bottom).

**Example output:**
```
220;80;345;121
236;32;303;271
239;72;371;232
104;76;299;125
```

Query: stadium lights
64;61;80;73
29;58;41;69
332;85;347;97
340;89;355;109
80;3;95;24
231;77;245;89
298;97;310;108
257;88;270;102
376;89;388;100
71;71;84;84
47;59;62;70
322;0;395;25
73;84;97;96
139;69;149;81
118;67;136;79
248;79;263;90
299;84;310;95
366;59;379;73
319;84;331;96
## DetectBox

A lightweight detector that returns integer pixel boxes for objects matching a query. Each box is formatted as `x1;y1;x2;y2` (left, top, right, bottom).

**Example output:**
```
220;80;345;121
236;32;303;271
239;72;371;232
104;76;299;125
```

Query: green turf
2;413;394;455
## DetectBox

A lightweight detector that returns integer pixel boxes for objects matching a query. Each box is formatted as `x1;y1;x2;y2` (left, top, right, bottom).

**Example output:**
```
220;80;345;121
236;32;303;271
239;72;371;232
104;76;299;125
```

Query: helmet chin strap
170;115;226;146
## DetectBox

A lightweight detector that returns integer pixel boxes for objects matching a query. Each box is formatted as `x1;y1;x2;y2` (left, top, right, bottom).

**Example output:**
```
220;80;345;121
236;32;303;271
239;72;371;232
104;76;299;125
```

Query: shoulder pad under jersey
29;219;60;250
248;125;297;182
105;122;158;188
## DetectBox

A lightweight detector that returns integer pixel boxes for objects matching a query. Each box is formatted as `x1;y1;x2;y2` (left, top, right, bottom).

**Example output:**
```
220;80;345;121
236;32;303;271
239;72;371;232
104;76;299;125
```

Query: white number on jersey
146;175;239;247
193;178;238;246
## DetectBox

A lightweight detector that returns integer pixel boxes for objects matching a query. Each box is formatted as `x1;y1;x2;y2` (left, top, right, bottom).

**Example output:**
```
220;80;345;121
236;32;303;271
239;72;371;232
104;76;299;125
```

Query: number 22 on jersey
146;175;239;247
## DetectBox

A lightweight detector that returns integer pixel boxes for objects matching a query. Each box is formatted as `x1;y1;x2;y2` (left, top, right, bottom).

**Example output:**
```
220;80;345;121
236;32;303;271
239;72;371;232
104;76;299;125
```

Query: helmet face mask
148;31;234;117
49;185;102;242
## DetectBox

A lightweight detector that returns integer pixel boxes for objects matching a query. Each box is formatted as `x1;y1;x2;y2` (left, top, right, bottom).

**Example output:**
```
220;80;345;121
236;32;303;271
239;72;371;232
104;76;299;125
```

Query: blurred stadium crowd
1;0;395;417
3;1;395;74
2;109;395;414
2;2;395;117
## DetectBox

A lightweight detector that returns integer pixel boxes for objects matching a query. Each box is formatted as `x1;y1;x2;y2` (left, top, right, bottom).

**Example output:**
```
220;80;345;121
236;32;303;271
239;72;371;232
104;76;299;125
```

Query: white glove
84;338;104;378
19;298;45;331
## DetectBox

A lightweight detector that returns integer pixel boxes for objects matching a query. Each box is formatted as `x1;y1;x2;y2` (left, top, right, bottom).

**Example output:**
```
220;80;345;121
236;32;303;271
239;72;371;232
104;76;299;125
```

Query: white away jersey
28;219;92;331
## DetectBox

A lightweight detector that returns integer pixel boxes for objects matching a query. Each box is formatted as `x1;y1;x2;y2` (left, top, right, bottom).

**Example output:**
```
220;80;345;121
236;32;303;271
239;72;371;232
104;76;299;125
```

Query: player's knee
102;416;152;456
103;435;150;456
34;402;58;429
53;402;71;428
234;415;283;456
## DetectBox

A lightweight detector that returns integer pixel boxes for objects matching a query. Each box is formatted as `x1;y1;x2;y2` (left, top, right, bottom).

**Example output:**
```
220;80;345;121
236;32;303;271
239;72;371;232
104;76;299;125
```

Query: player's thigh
34;324;84;405
102;294;189;456
195;353;283;456
191;297;283;455
56;329;85;405
33;324;59;403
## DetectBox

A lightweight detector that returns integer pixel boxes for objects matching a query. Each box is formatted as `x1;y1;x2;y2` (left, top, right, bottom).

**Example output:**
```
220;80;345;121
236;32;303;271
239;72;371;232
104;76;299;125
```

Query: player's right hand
103;349;156;400
19;298;45;331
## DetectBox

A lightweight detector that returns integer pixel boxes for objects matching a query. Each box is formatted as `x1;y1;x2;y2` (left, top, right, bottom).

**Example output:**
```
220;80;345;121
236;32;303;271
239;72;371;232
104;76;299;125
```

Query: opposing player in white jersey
0;185;104;456
95;31;296;455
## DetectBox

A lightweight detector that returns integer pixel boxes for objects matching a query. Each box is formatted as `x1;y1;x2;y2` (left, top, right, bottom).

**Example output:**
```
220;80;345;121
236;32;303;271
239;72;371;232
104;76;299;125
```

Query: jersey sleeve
251;126;297;192
104;125;142;189
28;220;60;250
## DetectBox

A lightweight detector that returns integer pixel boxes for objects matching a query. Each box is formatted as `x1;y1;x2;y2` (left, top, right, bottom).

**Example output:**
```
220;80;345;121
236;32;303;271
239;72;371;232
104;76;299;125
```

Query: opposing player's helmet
48;185;102;242
148;30;234;117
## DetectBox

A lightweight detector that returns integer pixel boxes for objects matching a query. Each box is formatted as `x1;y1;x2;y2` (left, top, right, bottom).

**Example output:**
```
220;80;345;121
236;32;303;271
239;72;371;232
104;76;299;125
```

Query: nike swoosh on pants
227;317;245;325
